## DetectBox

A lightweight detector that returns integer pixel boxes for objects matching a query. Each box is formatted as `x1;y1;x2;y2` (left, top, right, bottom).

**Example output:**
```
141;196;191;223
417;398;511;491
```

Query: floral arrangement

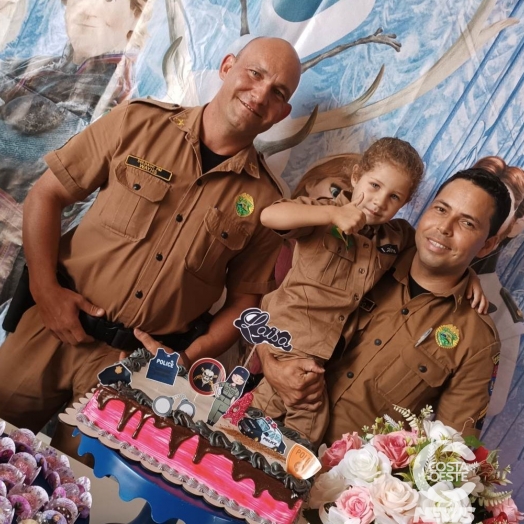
308;406;523;524
0;419;92;524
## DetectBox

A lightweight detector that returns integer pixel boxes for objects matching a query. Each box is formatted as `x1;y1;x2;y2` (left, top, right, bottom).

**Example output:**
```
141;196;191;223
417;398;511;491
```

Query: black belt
79;311;213;352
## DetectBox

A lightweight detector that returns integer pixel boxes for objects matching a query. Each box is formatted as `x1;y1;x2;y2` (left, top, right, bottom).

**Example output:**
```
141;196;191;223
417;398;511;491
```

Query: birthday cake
60;349;318;524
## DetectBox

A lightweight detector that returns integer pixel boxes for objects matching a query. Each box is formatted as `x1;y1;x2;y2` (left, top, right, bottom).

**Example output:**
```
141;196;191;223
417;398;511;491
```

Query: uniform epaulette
128;97;182;111
257;151;289;197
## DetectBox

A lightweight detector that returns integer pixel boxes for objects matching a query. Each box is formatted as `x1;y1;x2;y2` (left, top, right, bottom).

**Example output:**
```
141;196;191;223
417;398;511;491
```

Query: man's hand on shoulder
257;345;325;411
34;284;104;345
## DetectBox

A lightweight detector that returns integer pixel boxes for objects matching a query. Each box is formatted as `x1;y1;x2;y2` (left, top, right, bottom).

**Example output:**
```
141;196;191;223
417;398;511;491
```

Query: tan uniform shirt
324;247;500;444
45;99;284;334
260;193;415;360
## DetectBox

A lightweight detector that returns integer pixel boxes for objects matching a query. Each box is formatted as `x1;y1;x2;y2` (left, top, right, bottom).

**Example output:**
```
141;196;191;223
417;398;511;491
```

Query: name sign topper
233;308;292;352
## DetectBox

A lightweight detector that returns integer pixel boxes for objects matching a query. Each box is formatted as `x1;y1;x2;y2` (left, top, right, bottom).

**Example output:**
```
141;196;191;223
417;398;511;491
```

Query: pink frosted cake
68;349;313;524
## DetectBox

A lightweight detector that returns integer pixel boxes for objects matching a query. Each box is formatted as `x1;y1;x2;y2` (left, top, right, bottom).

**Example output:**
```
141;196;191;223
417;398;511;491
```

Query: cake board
76;431;243;524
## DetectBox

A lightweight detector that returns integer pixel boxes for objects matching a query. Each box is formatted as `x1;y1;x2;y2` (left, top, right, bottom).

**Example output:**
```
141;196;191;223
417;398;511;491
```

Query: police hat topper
145;348;180;386
189;358;226;396
98;362;132;386
234;307;293;352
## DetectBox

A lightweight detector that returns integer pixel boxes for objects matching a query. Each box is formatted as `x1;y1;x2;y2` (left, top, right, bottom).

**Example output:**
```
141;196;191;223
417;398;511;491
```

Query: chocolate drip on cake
96;387;196;459
92;385;311;498
193;438;296;509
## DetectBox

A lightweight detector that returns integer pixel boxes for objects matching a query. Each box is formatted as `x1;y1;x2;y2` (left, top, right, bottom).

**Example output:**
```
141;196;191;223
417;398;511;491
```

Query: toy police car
238;417;286;454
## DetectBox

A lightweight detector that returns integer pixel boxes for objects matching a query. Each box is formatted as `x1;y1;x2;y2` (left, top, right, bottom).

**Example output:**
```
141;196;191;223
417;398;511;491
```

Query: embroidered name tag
378;244;399;255
126;155;172;181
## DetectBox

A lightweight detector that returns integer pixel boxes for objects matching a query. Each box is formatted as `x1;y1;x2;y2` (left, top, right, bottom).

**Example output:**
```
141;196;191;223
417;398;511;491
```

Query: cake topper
207;366;250;426
189;358;226;396
145;348;180;386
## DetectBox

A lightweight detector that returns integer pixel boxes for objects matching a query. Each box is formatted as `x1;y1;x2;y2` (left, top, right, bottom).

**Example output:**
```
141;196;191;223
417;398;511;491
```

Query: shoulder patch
378;244;399;255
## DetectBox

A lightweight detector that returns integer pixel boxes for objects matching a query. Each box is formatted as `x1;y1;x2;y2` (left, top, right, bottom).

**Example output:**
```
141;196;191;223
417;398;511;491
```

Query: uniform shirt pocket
98;162;170;241
305;232;355;290
184;207;250;285
375;343;449;408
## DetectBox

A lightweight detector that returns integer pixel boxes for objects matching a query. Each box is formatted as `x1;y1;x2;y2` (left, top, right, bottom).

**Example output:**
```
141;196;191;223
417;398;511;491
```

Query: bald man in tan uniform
0;37;302;457
258;168;512;444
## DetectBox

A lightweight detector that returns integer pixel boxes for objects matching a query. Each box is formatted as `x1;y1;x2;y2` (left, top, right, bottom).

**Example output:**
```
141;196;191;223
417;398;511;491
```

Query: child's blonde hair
293;138;424;201
353;137;424;202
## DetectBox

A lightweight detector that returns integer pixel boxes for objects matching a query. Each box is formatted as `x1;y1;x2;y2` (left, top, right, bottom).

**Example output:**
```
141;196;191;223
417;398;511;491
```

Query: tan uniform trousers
251;343;329;448
0;306;120;460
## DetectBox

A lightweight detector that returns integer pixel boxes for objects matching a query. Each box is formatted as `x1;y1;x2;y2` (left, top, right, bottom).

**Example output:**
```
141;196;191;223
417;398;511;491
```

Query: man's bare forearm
23;170;76;299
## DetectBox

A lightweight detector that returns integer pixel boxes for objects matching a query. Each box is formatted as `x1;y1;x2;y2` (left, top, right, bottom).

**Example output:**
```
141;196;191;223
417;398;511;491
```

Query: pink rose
491;499;524;524
336;486;374;524
321;433;362;469
372;430;414;469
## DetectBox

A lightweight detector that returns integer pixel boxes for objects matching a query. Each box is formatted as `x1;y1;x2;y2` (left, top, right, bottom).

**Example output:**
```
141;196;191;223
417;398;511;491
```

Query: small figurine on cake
207;366;249;425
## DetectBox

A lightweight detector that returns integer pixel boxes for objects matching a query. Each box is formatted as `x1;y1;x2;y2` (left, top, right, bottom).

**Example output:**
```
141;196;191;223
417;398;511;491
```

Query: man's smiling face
215;38;300;140
414;178;498;279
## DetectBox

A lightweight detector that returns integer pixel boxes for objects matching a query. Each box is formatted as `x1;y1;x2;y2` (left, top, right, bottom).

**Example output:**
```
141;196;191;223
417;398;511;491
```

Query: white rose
336;444;392;485
309;468;348;509
423;420;464;443
415;481;474;524
318;504;353;524
368;474;419;524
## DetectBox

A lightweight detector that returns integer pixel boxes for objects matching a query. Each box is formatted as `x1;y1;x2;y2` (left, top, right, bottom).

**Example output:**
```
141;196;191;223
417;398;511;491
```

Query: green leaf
464;435;484;449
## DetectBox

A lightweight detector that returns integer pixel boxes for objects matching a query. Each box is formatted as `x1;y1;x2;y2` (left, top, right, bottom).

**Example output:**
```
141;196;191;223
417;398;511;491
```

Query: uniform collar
170;106;261;179
392;246;469;309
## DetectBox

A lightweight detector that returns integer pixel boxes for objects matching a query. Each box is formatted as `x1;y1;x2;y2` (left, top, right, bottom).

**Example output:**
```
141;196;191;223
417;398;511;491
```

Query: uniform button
132;183;141;191
401;308;409;315
363;243;369;248
221;231;229;239
353;294;360;301
338;315;345;322
418;365;427;373
135;290;143;299
358;268;366;274
346;371;354;379
196;179;203;186
374;339;381;346
156;253;163;261
176;214;183;222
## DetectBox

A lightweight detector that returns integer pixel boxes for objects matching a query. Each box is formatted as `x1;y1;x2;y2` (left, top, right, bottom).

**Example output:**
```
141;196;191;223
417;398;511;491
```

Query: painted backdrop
0;0;523;505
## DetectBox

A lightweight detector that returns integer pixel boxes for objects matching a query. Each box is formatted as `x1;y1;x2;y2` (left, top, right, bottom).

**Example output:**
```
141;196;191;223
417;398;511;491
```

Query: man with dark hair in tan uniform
258;168;512;443
0;37;302;457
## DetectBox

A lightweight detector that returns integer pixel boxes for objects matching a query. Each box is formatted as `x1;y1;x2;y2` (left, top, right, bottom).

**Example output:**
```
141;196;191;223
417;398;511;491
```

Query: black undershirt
408;273;430;298
200;140;231;173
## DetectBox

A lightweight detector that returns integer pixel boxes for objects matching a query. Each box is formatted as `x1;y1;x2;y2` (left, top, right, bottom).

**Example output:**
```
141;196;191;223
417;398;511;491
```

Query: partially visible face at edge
306;175;353;200
350;162;412;226
65;0;140;64
215;37;301;139
414;178;498;279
